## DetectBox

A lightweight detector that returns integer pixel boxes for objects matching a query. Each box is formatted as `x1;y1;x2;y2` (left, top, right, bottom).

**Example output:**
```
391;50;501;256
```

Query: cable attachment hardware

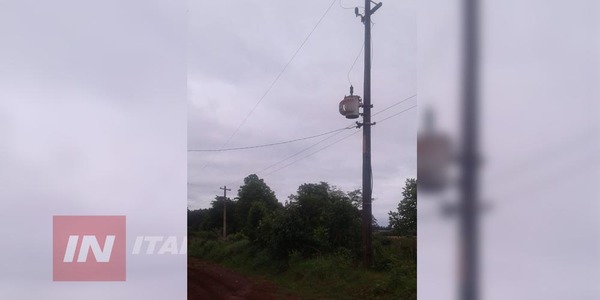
355;121;376;128
354;7;365;23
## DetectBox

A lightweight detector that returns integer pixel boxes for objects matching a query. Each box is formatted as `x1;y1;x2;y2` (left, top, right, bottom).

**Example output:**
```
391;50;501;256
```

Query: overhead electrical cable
347;45;364;86
372;94;416;117
207;101;418;189
227;0;337;140
261;104;417;177
198;0;337;168
263;130;361;176
215;96;417;189
255;95;416;174
375;105;417;124
255;128;351;174
188;125;352;152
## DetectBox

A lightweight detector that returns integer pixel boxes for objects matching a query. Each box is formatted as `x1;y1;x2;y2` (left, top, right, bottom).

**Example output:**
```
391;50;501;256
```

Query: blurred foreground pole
460;0;480;299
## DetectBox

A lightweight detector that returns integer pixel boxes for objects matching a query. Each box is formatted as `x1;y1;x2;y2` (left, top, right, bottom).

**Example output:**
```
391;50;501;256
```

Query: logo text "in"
63;235;115;263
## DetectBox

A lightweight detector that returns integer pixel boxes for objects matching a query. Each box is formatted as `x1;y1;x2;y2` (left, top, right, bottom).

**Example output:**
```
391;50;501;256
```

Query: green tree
389;178;417;236
325;192;361;252
245;201;269;241
289;182;331;228
235;174;280;234
262;182;361;258
261;204;312;258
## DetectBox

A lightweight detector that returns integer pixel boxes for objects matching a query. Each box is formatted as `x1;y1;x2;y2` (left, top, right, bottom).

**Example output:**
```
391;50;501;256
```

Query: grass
188;232;416;300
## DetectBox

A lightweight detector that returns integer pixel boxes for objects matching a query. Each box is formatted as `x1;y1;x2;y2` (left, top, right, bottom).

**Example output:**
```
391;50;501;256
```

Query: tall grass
188;231;416;300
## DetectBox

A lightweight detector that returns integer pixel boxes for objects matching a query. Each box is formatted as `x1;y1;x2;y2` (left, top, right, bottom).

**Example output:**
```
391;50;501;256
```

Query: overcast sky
187;0;417;226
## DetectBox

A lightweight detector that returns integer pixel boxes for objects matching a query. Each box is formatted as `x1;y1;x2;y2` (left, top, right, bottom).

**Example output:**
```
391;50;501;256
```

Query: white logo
63;235;115;263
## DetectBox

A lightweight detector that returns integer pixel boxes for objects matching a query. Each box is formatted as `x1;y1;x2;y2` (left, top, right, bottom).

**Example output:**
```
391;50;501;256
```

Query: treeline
188;174;416;261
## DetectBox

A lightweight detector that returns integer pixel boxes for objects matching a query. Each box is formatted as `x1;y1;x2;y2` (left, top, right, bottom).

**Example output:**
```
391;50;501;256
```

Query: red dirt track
187;258;300;300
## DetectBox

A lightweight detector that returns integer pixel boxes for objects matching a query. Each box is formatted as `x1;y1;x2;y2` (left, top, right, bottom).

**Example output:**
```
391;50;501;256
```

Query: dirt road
188;258;300;300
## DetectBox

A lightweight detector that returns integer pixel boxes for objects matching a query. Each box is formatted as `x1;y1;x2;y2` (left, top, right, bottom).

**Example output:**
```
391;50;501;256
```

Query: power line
371;22;375;63
255;95;416;174
192;94;416;152
347;44;364;86
373;94;416;117
198;102;417;196
256;127;352;174
199;0;337;168
375;105;417;123
220;124;355;188
346;18;377;87
262;104;417;177
188;126;352;152
263;130;361;176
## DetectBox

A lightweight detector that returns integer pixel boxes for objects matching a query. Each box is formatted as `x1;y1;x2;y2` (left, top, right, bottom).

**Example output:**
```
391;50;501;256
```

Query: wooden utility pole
359;0;382;268
220;186;231;239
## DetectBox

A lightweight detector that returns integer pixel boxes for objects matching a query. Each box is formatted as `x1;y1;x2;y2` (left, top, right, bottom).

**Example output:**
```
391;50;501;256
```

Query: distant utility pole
220;186;231;239
359;0;382;268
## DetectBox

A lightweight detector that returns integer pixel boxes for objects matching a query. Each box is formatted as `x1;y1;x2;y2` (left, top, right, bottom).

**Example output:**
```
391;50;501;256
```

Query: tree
347;189;362;209
289;182;331;228
245;201;269;241
261;204;311;258
325;191;361;253
262;182;361;258
235;174;280;234
389;178;417;236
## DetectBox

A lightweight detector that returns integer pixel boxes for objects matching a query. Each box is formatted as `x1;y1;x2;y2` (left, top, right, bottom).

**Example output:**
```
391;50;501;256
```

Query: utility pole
220;186;231;239
361;0;374;269
340;0;382;268
460;0;480;299
360;0;381;268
